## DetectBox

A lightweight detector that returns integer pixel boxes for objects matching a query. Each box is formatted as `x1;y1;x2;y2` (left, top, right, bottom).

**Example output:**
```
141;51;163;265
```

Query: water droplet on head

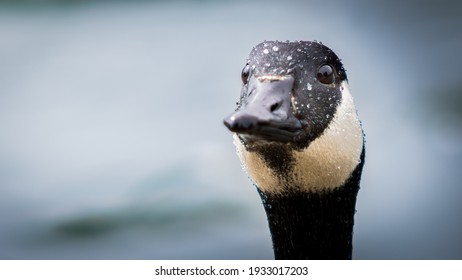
263;49;269;54
287;55;292;61
307;83;312;90
272;46;279;52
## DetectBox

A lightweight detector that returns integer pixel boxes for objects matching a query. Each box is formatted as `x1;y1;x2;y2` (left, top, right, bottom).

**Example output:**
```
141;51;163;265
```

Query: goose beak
224;75;302;143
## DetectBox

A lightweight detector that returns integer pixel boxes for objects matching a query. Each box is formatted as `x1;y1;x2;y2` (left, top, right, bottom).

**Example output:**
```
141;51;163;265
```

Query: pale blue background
1;0;461;259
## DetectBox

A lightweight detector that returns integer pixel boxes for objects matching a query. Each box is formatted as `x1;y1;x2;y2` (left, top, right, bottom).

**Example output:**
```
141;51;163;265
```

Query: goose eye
317;64;335;84
241;64;250;84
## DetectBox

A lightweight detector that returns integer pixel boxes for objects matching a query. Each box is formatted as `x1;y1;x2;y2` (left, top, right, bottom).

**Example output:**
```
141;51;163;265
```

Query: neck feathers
259;147;365;260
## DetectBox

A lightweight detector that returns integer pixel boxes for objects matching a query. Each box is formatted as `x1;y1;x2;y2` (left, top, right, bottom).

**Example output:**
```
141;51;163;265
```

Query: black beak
224;75;302;143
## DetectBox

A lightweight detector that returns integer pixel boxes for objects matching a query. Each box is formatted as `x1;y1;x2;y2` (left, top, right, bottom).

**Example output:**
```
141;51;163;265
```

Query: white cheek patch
234;81;364;194
234;134;280;190
291;82;364;192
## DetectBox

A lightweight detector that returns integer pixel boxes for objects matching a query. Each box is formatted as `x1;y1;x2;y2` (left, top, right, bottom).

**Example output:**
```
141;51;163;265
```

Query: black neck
257;152;364;260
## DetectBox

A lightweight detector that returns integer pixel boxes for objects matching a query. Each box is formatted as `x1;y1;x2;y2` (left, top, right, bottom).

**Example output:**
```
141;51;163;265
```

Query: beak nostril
270;102;280;112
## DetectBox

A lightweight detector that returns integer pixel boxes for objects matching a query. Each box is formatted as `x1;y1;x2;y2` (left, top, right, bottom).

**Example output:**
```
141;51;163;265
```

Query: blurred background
0;0;461;259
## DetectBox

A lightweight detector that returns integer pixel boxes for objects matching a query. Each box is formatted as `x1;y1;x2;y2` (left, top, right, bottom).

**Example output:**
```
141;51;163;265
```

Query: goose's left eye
317;64;335;84
241;64;250;84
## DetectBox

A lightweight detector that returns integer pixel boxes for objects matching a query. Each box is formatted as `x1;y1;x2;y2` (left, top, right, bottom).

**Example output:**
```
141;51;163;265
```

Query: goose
223;41;365;260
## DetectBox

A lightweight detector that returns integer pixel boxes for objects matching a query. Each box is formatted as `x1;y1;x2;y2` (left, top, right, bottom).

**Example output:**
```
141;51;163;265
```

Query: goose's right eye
317;64;335;85
241;64;250;84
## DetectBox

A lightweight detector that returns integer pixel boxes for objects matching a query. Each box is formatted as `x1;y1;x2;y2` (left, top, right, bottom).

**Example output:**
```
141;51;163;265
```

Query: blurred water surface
0;0;461;259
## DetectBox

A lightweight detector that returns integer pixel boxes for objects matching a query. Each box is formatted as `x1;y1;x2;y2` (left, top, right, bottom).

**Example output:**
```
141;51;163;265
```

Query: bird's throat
257;148;364;260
